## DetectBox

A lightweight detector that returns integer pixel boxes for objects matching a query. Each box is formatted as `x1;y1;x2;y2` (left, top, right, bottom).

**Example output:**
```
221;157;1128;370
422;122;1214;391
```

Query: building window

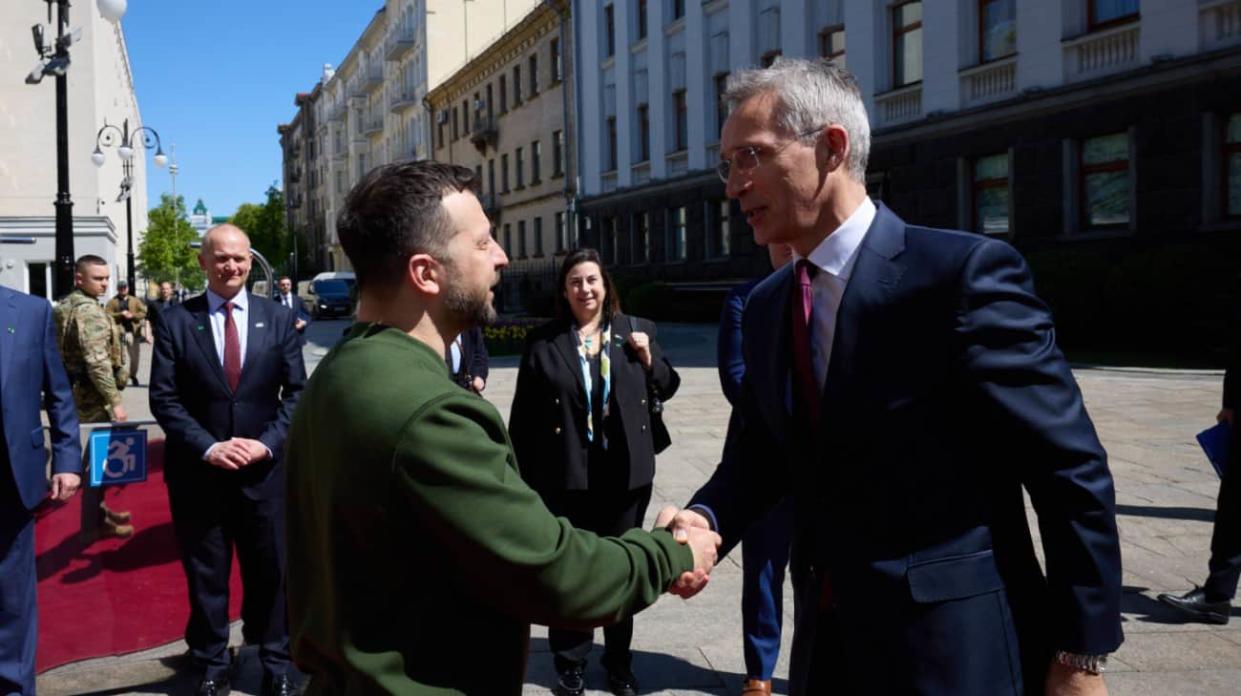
820;26;846;66
972;153;1010;235
534;217;544;256
979;0;1016;63
1081;132;1131;228
485;83;494;118
668;207;687;261
518;220;527;258
893;1;923;87
503;223;512;256
555;211;567;252
500;75;508;112
672;90;688;152
637;104;651;162
606;116;618;171
708;200;732;257
437;116;445;149
1225;113;1241;218
713;73;729;138
452;107;459;140
531;140;542;183
501;153;510;192
1089;0;1139;32
605;4;616;57
27;262;49;300
553;130;565;177
761;50;782;68
636;0;648;40
515;146;525;188
671;0;685;22
633;212;650;262
462;99;470;133
529;54;539;96
550;38;562;83
514;65;523;105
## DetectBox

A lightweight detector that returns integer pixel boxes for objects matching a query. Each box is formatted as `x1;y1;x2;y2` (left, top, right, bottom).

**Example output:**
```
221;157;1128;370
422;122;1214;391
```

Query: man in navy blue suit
0;285;82;695
150;225;306;696
659;58;1123;695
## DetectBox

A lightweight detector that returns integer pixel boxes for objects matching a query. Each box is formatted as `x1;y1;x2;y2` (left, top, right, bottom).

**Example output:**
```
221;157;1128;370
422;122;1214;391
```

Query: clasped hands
654;505;720;598
205;437;270;470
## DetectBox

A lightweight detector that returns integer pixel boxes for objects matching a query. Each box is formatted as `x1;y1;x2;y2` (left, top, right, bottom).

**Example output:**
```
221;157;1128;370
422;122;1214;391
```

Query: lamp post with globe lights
92;119;167;290
26;0;128;297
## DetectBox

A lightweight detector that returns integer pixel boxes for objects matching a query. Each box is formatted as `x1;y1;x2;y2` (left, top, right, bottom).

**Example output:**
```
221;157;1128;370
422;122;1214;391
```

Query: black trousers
0;467;36;696
543;483;653;674
167;478;289;680
1206;443;1241;600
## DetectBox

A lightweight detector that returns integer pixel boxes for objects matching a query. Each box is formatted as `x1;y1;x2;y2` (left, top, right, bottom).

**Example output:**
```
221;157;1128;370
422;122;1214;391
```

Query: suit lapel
188;296;231;392
0;290;17;394
550;322;585;394
820;204;907;423
747;268;795;440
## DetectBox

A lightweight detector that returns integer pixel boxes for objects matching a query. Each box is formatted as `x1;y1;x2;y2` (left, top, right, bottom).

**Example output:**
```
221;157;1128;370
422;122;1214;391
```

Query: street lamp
26;0;127;298
92;118;167;290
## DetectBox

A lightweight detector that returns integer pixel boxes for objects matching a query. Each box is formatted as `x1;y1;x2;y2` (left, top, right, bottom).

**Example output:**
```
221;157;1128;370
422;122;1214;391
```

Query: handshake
654;505;721;599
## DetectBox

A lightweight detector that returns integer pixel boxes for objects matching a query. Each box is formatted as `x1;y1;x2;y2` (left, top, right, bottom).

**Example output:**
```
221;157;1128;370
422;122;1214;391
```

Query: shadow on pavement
1121;585;1241;625
1115;504;1216;522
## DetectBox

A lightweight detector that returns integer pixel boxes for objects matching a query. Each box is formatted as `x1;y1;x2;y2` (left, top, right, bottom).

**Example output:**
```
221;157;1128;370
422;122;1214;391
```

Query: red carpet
34;439;243;673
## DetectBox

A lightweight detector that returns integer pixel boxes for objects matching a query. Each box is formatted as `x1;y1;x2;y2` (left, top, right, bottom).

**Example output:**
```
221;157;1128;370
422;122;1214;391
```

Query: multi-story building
0;4;151;298
279;0;539;273
572;0;1241;352
427;0;576;312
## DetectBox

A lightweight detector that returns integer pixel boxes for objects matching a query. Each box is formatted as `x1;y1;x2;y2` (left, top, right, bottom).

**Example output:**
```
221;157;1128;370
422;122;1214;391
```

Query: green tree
138;193;203;290
231;185;289;273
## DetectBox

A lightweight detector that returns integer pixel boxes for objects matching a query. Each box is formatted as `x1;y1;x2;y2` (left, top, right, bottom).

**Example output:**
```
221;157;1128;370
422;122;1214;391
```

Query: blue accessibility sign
88;427;148;487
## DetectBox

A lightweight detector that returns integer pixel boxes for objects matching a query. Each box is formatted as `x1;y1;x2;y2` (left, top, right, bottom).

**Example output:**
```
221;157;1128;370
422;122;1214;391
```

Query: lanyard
574;322;611;447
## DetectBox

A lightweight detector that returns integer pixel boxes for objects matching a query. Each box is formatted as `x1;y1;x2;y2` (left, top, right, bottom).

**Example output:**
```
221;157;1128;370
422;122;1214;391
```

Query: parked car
309;275;355;318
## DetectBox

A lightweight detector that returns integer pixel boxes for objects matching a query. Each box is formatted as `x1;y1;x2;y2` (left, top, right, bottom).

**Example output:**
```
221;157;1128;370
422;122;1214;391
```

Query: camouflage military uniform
56;288;128;422
106;292;146;386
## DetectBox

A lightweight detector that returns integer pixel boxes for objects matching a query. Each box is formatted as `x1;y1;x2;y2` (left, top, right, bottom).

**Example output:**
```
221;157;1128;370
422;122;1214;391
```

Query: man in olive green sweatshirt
285;160;720;695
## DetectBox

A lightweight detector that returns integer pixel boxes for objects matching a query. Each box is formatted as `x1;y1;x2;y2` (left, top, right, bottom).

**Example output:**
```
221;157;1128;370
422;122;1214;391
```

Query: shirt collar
206;288;249;313
796;197;877;280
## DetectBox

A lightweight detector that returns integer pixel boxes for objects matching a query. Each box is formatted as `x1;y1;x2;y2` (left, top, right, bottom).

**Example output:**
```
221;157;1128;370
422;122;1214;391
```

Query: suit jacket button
554;397;560;405
640;398;646;405
554;426;562;434
641;424;647;432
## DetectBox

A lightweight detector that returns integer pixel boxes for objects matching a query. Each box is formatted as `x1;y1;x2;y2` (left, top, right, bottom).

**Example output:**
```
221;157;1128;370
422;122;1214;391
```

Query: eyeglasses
715;127;827;183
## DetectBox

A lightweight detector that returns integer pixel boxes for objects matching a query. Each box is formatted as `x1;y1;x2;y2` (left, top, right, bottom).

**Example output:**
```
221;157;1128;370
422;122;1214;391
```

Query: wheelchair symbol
103;437;138;479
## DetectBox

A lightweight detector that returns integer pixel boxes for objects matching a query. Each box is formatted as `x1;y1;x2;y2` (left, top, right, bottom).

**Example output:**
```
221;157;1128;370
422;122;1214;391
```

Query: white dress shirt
793;197;877;388
278;292;296;310
205;288;250;370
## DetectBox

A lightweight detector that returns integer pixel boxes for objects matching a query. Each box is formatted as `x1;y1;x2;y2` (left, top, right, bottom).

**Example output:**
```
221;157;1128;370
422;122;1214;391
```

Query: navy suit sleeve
149;311;218;458
469;327;489;383
717;286;747;407
40;299;81;476
954;239;1122;655
257;308;307;458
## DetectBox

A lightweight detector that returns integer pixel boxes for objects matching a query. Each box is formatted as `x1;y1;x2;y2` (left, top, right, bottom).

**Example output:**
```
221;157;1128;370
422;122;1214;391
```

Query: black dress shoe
605;666;639;696
261;674;297;696
554;665;585;696
194;678;229;696
1157;586;1231;624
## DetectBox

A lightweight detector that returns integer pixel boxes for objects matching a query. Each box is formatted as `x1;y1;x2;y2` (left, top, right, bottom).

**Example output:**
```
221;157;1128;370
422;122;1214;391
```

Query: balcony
328;102;346;122
959;55;1017;107
363;113;385;137
469;116;498;151
385;24;416;60
666;151;689;177
361;63;384;93
631;161;651;186
1062;21;1140;82
388;87;417;113
874;83;922;127
1200;0;1241;51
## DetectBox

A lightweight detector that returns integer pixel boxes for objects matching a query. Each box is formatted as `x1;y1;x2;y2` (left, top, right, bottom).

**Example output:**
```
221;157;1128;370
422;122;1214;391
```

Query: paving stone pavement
36;321;1241;695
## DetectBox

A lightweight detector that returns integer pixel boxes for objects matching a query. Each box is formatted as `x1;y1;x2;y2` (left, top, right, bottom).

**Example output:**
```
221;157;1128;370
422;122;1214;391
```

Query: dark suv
311;279;354;318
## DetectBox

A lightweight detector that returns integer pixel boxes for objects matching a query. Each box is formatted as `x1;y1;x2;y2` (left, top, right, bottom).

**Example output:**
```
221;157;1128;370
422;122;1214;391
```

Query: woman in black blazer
510;248;680;696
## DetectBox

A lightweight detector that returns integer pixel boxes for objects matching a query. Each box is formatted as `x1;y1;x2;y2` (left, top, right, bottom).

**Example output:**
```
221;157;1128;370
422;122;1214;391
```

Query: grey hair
724;57;871;182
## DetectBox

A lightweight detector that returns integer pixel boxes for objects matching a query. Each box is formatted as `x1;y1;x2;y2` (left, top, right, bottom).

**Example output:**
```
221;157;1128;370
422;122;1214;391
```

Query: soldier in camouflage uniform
106;278;147;387
55;255;134;540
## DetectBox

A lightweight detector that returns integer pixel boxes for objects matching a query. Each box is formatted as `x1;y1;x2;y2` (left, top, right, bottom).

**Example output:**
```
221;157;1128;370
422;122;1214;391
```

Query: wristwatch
1054;651;1108;675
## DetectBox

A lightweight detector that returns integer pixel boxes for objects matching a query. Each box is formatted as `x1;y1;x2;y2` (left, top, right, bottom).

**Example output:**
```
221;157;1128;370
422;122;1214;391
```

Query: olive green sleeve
74;308;121;406
393;391;693;630
130;297;147;321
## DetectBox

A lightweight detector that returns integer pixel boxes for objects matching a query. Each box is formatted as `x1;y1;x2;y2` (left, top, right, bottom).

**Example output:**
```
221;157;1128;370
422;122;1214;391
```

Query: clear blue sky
123;1;380;218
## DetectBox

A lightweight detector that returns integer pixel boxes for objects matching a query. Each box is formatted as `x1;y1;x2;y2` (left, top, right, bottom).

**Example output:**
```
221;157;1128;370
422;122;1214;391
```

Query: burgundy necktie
223;302;241;392
791;259;820;426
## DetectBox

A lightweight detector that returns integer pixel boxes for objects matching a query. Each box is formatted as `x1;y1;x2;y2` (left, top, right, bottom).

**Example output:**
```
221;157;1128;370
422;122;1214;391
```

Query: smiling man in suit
150;224;306;696
659;58;1123;696
0;285;81;695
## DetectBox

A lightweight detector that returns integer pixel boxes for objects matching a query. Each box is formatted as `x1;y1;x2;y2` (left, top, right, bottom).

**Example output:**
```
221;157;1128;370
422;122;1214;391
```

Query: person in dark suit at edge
448;325;489;394
0;285;81;696
150;224;306;696
658;57;1123;695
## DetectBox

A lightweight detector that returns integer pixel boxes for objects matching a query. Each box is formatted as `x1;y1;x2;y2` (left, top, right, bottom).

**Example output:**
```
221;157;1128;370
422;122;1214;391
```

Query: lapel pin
255;322;265;328
6;326;14;334
196;325;205;331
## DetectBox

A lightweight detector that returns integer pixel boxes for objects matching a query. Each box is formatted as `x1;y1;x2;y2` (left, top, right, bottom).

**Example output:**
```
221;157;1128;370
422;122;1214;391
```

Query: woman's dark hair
555;248;621;323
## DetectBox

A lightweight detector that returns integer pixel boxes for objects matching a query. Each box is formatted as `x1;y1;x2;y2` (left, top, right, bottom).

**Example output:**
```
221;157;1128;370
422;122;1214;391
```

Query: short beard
442;262;497;327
